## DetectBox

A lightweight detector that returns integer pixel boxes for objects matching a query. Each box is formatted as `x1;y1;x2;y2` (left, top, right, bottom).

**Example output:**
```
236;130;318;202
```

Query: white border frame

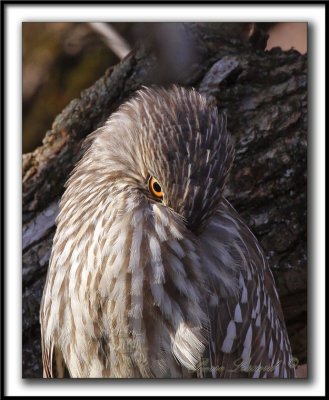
4;3;325;397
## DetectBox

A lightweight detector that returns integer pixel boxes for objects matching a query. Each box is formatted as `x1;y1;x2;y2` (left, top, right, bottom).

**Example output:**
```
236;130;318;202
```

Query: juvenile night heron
40;86;296;378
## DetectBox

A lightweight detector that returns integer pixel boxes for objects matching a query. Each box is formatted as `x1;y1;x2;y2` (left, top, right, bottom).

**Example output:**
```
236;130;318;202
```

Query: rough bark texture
22;23;307;378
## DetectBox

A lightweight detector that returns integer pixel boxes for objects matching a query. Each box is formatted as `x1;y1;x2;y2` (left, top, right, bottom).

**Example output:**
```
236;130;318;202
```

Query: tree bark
22;23;307;378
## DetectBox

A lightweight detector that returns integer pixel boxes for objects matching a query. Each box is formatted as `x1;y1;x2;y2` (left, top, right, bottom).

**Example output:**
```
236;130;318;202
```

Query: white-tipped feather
221;320;237;353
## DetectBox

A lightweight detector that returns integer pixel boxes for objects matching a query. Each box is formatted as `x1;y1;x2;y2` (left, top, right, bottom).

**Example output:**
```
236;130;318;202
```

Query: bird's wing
40;330;54;378
40;285;69;378
40;321;68;378
200;199;295;378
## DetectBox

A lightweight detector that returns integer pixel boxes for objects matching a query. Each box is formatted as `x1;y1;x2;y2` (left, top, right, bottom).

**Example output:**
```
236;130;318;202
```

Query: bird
40;86;296;378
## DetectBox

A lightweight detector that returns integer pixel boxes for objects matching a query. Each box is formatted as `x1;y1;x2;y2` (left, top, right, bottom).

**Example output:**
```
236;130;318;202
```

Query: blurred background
22;22;307;154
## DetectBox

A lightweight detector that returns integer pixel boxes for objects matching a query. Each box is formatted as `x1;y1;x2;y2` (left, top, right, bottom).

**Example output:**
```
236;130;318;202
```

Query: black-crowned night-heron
40;86;296;378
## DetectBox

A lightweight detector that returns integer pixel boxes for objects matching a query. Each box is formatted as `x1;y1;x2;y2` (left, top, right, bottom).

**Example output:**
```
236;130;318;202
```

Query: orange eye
148;176;164;200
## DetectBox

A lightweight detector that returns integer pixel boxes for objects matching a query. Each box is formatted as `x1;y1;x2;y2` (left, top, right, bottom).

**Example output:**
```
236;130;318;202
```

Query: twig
89;22;131;59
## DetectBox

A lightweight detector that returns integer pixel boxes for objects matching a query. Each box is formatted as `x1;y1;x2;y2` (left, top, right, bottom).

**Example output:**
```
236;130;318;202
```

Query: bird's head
72;86;234;235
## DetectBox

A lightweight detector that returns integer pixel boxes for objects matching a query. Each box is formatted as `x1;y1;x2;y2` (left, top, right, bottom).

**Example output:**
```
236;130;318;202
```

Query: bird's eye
148;176;164;200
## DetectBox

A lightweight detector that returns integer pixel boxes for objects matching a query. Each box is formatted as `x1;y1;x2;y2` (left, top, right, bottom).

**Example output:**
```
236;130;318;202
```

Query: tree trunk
22;23;307;378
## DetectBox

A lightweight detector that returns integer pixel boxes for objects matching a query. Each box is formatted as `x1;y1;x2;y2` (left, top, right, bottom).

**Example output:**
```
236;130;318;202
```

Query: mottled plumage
40;86;295;378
